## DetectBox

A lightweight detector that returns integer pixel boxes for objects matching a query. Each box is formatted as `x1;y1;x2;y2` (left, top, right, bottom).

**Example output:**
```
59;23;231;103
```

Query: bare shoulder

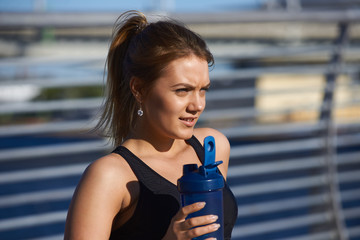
193;127;230;150
81;151;137;195
65;152;134;239
72;152;135;209
86;152;132;181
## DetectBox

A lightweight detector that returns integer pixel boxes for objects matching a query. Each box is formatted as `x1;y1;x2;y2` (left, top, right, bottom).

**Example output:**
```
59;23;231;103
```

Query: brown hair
96;10;214;146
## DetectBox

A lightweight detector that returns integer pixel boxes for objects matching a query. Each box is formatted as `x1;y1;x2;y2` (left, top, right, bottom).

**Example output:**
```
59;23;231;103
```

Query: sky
0;0;264;12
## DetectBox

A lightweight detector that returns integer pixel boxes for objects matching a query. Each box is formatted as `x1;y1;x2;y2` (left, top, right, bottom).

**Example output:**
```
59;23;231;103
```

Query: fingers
173;202;206;221
185;222;221;239
167;202;221;240
183;214;218;230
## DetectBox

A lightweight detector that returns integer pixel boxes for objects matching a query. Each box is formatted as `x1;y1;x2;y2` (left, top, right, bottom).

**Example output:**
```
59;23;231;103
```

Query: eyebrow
171;82;211;89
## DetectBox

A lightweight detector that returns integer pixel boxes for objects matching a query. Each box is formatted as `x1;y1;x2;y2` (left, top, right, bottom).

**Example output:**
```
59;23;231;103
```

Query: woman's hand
162;202;220;240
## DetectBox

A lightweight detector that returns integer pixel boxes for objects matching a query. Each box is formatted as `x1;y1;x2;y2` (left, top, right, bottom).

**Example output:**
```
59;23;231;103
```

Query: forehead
156;55;210;86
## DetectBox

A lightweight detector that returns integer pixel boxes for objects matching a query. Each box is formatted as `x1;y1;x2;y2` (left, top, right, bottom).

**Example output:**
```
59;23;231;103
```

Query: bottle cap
178;136;224;192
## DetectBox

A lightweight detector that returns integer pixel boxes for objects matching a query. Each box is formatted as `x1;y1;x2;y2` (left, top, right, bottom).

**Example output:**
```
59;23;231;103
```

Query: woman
64;10;237;240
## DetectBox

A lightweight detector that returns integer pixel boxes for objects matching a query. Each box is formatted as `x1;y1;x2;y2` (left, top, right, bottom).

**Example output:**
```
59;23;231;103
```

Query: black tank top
110;136;238;240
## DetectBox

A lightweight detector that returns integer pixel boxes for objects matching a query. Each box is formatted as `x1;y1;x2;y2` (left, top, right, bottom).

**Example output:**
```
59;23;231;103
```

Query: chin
174;130;194;140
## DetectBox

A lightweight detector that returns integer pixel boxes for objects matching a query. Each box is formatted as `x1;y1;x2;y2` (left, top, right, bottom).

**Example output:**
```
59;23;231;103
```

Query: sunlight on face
141;55;210;140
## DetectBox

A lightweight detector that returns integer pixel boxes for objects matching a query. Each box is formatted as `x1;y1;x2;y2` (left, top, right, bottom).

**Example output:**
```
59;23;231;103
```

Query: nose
187;92;205;113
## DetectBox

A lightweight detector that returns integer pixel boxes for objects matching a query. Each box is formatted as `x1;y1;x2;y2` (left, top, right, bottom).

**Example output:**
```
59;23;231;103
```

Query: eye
176;88;189;92
201;87;210;92
200;87;209;96
175;88;190;96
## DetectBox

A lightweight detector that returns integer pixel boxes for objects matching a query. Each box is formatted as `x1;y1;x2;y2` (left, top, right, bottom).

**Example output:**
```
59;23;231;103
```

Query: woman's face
140;55;210;140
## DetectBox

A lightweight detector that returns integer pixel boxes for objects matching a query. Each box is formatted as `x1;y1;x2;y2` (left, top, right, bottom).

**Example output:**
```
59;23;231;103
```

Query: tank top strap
112;146;148;182
112;146;179;196
185;135;204;164
112;136;205;186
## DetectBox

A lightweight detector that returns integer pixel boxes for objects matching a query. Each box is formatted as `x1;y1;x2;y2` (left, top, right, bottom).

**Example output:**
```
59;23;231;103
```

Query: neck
124;128;190;159
129;132;176;151
124;118;191;157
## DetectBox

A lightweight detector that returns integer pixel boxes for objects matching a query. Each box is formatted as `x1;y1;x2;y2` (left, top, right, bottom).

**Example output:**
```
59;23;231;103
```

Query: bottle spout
200;136;223;176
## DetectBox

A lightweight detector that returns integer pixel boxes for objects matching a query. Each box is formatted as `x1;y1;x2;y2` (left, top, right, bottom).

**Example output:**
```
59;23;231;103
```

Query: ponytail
96;11;148;146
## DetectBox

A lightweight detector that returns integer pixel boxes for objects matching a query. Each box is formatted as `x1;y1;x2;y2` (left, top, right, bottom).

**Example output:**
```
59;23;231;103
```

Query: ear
130;77;144;102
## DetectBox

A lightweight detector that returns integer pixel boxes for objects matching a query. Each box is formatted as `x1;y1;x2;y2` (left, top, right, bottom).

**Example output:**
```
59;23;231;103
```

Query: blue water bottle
177;136;224;240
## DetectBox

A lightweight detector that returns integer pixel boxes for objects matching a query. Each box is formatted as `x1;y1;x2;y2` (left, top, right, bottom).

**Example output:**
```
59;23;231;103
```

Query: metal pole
320;22;349;240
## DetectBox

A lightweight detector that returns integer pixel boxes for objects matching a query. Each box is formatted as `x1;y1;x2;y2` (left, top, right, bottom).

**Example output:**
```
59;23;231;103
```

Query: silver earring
137;107;143;117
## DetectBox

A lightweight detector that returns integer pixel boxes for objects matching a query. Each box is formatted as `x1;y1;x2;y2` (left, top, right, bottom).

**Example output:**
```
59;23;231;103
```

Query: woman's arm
64;155;130;239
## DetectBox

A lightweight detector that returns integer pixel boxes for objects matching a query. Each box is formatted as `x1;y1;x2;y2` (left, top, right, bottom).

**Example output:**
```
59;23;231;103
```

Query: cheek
161;98;185;115
202;97;206;109
146;94;179;116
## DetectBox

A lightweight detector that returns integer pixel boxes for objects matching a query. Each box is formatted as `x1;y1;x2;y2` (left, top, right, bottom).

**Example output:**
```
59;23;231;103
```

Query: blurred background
0;0;360;239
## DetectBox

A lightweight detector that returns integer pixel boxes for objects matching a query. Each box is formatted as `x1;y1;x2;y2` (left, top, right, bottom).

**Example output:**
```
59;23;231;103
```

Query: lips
180;118;194;122
179;117;197;127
